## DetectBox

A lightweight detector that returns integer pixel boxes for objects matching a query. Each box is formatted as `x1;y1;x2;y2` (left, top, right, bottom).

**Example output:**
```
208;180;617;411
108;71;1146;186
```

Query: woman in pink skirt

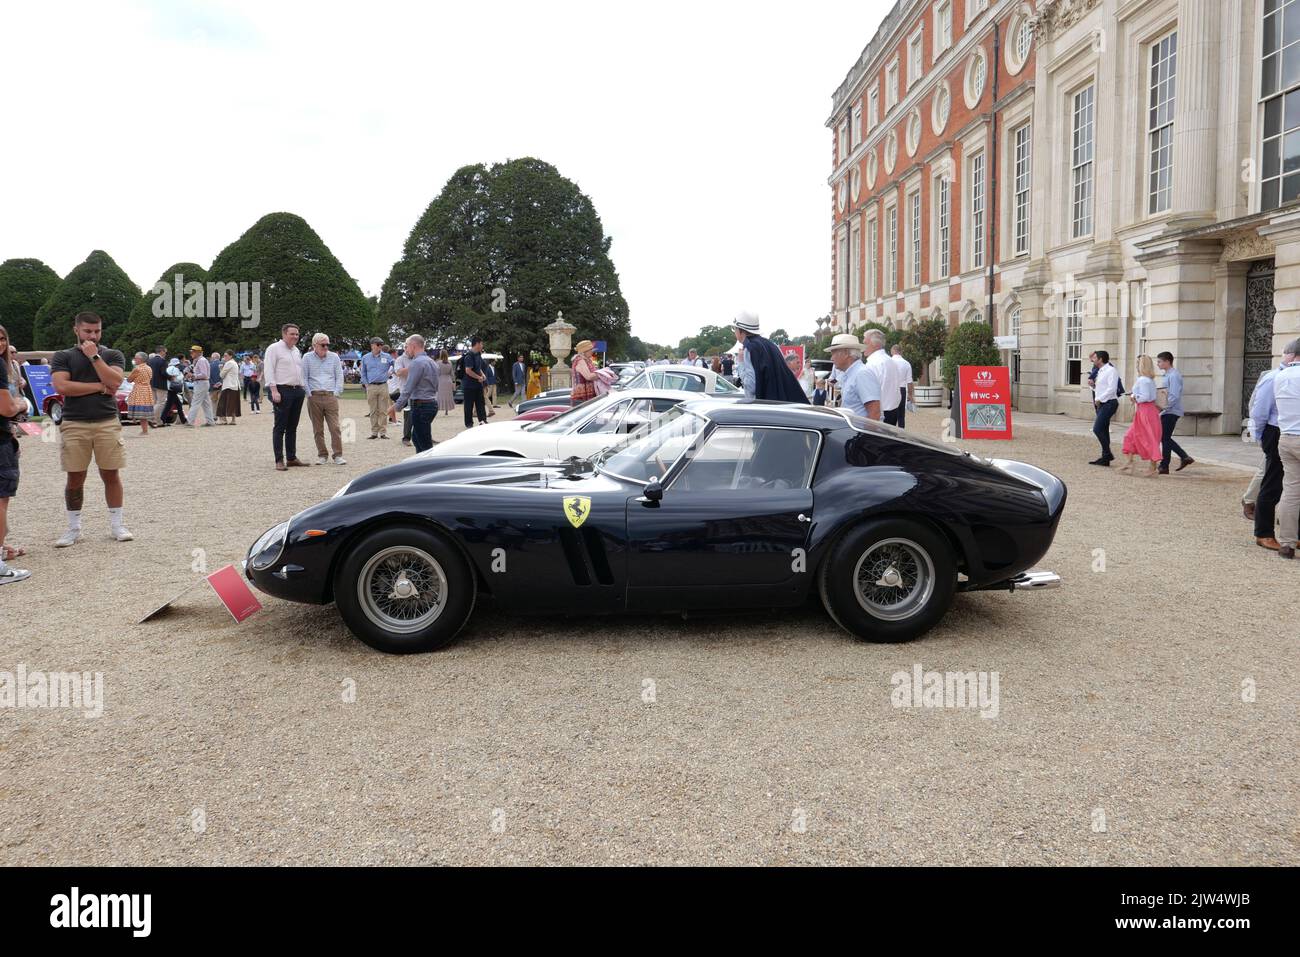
1121;354;1163;477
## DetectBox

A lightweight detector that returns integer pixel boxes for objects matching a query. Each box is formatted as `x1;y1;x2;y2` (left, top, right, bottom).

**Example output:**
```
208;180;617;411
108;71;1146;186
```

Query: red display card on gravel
206;563;263;623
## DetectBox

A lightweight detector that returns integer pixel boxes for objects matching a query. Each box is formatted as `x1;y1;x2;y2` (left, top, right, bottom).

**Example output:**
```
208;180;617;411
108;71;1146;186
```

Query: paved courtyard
1;399;1294;865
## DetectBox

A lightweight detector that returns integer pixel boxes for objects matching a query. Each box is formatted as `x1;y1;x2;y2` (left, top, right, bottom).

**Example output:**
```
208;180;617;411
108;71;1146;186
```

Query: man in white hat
828;333;880;420
731;312;809;404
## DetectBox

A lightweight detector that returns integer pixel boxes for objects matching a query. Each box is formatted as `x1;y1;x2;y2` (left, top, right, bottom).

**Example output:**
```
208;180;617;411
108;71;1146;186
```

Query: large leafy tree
115;262;209;358
675;324;735;357
941;321;1001;389
196;212;373;354
32;250;139;350
0;258;61;349
379;158;630;362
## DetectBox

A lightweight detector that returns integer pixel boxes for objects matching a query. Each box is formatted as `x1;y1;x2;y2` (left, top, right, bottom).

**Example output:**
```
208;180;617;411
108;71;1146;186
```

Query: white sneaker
0;567;30;584
111;526;134;542
317;455;329;465
54;529;82;548
332;455;347;465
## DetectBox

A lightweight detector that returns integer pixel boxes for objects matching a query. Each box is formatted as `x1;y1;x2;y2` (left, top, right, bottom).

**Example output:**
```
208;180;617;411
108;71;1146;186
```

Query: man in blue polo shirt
361;337;394;439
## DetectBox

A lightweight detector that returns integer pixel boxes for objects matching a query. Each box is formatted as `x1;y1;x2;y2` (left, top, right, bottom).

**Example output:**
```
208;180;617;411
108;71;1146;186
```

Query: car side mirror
639;479;664;506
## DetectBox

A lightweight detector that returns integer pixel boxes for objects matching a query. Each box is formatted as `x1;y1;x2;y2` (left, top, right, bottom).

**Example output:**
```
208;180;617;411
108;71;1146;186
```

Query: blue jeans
1093;399;1118;459
410;403;437;453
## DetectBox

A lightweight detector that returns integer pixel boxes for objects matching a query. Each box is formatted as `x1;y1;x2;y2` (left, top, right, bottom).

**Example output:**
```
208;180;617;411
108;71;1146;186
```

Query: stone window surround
934;0;953;61
903;167;926;290
931;151;955;280
908;24;926;90
998;90;1035;262
1005;3;1035;76
1117;4;1181;225
957;123;990;274
1043;37;1101;252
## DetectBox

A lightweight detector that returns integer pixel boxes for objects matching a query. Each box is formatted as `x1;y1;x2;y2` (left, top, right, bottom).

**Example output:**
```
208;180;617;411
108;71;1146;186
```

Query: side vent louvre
581;527;615;585
558;528;591;585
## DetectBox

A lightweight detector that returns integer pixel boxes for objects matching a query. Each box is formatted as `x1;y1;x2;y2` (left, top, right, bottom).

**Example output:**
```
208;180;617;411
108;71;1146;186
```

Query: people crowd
3;309;1295;583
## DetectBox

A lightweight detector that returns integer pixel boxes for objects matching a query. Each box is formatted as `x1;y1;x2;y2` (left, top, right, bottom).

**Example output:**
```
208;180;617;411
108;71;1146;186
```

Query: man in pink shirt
263;324;308;471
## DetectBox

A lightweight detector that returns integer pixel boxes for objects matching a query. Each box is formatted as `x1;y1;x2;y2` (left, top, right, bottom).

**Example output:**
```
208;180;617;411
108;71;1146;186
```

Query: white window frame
969;150;985;270
1261;0;1300;210
887;58;900;111
1012;123;1032;256
849;222;861;305
838;120;848;164
868;86;880;130
934;172;951;279
1070;84;1096;238
966;0;989;28
1064;294;1083;385
908;189;922;287
908;27;924;90
867;214;879;299
851;103;864;148
1147;31;1177;216
884;203;898;295
837;230;850;309
934;1;953;59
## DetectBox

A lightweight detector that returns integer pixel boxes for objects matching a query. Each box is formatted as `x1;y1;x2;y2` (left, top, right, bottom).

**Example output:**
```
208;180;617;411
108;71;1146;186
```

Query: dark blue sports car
247;400;1064;653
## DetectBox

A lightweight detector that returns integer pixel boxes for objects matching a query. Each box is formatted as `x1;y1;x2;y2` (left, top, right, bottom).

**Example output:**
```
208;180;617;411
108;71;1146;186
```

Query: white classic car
417;388;712;460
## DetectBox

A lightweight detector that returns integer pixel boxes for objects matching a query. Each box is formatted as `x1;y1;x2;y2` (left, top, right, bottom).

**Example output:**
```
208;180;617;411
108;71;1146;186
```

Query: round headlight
248;521;289;571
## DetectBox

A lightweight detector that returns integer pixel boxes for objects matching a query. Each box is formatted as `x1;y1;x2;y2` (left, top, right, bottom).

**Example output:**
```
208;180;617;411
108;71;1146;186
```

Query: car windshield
525;397;602;434
594;406;708;484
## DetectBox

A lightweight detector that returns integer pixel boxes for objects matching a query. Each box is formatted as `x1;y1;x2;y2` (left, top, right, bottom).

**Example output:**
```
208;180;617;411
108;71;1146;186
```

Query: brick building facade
830;0;1300;435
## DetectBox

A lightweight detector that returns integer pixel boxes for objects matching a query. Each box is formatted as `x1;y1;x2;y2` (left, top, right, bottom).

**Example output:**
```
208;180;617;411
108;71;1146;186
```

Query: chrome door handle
797;513;811;523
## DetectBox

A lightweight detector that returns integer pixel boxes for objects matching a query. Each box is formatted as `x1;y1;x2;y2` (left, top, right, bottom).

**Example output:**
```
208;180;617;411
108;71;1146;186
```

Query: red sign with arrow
957;365;1013;439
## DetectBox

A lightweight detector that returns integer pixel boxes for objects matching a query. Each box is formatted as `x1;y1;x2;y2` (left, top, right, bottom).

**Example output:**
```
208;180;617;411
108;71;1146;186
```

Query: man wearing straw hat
827;333;880;421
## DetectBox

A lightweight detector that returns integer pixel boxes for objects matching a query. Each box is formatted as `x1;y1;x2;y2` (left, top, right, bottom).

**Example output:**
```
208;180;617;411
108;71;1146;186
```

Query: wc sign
957;366;1012;439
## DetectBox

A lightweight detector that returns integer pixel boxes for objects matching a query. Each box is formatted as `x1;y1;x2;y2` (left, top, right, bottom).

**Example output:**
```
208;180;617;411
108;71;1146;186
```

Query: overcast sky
0;0;887;347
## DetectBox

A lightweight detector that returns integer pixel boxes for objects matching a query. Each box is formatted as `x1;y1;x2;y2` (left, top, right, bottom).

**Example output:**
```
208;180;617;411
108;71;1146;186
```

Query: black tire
818;517;957;643
334;525;476;654
48;400;63;425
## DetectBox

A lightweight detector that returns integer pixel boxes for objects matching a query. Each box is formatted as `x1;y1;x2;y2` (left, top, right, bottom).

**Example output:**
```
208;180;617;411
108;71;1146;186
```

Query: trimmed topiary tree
116;262;209;359
0;258;61;350
379;157;630;363
202;212;373;354
941;320;1003;389
898;316;948;385
32;250;139;350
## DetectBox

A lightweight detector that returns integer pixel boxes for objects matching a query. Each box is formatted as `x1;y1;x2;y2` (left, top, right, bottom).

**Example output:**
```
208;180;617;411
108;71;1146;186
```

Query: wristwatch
91;353;102;362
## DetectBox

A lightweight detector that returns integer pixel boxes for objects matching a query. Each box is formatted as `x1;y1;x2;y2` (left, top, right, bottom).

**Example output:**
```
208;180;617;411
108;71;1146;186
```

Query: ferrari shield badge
564;495;592;528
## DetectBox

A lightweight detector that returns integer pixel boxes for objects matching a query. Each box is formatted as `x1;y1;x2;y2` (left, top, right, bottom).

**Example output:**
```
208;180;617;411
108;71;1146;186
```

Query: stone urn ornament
545;312;576;390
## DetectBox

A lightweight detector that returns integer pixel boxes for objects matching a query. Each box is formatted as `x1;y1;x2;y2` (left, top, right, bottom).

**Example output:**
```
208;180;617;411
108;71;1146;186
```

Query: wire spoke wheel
357;546;448;634
852;537;935;621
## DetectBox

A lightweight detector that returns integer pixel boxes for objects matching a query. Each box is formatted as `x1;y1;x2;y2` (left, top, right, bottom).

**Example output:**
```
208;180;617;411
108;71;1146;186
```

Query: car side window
712;376;739;393
577;399;629;434
674;427;817;492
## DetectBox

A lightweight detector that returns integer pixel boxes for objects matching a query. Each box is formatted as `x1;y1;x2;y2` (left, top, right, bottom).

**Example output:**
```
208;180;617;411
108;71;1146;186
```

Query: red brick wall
831;1;1036;317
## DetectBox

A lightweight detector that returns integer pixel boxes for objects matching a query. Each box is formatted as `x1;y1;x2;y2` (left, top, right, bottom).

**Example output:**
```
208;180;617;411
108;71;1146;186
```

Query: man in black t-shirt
147;346;169;426
48;312;132;547
460;336;488;428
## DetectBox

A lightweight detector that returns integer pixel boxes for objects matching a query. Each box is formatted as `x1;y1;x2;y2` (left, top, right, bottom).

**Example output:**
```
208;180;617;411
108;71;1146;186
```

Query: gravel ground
1;397;1295;866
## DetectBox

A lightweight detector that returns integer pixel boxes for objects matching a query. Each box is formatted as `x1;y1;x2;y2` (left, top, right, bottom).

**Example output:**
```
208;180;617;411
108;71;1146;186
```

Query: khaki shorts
59;418;126;472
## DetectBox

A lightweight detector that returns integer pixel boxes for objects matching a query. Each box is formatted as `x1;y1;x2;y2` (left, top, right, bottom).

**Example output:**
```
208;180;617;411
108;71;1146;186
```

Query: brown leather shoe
1280;545;1296;559
275;462;288;472
1257;537;1281;551
286;458;310;467
1176;457;1194;471
1243;502;1256;521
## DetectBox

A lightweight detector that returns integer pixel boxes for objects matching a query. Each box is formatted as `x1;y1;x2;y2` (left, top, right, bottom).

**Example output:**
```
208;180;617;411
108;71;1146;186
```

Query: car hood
416;420;529;457
337;453;609;497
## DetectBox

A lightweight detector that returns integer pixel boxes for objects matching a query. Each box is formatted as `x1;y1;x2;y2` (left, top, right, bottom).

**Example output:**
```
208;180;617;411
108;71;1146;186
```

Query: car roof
680;397;850;430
